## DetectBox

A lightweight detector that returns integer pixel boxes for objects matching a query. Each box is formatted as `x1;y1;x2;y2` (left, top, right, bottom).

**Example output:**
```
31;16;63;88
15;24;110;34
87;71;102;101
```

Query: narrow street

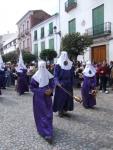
0;87;113;150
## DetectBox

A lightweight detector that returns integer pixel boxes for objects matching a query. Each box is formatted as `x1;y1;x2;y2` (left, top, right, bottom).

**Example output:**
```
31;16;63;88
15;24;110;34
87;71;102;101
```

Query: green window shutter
68;0;75;5
41;27;44;38
34;30;37;41
41;41;45;51
49;22;53;35
68;18;76;33
49;38;54;50
34;44;38;57
92;4;104;36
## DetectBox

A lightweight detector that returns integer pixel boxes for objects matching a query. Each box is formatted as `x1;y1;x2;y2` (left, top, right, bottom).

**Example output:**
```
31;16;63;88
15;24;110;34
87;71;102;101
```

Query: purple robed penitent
53;64;75;112
81;76;96;108
30;78;53;138
17;69;29;95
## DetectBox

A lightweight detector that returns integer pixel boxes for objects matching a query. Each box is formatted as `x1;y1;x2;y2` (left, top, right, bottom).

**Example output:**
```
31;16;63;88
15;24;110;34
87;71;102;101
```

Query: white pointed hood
32;61;53;87
0;54;5;70
56;51;73;70
83;61;96;77
16;51;26;72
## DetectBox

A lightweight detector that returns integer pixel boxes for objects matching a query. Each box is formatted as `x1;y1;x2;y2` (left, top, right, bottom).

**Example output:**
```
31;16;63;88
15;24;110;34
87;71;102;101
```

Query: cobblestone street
0;87;113;150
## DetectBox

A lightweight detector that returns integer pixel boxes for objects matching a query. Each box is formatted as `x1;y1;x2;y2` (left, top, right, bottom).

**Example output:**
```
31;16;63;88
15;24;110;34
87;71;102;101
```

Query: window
68;0;75;4
41;41;45;51
34;44;38;57
34;30;37;41
23;41;25;49
92;4;104;35
27;20;29;30
49;22;53;35
49;38;54;50
68;18;76;33
41;27;44;38
23;24;25;32
27;38;29;47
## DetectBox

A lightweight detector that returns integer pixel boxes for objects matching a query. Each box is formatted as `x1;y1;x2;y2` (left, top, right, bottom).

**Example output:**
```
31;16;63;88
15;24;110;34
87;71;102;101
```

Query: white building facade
59;0;113;63
31;13;61;58
3;33;18;54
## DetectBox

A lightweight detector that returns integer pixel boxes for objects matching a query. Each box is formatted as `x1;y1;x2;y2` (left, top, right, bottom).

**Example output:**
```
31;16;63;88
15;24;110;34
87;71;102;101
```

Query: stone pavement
0;87;113;150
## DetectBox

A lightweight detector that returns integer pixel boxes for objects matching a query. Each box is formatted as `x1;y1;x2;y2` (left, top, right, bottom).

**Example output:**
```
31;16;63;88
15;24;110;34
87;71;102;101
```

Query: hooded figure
53;51;75;117
16;51;29;95
30;61;54;144
81;61;96;108
0;54;6;92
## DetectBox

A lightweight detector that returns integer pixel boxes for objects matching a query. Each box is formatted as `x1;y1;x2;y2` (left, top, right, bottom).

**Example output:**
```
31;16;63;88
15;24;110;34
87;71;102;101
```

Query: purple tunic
81;76;96;108
17;69;29;95
30;78;53;138
53;65;75;112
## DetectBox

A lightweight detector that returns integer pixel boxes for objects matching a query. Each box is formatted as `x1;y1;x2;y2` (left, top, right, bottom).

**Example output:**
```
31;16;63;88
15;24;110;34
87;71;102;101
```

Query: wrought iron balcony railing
25;29;30;35
65;0;77;12
85;22;111;38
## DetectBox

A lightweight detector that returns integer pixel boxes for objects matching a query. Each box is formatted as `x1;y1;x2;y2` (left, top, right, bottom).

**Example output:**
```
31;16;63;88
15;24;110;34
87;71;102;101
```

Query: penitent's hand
45;89;52;96
57;83;62;87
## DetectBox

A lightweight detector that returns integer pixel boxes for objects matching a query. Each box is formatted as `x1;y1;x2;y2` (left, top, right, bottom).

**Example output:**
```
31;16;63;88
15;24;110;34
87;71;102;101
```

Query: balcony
85;22;111;39
25;29;30;35
20;32;25;38
65;0;77;13
18;34;21;40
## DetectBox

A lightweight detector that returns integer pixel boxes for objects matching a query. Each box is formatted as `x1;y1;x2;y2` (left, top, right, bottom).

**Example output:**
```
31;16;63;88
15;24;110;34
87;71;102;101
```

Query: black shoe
45;137;53;144
58;112;64;117
83;105;89;109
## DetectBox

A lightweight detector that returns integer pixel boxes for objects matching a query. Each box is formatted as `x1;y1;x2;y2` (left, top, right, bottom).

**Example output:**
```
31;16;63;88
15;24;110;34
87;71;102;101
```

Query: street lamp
53;26;61;37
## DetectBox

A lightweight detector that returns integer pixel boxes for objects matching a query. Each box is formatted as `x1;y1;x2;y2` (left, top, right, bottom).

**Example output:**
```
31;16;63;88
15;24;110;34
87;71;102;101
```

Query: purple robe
81;76;96;108
17;69;29;95
0;70;2;95
53;64;75;112
30;78;53;139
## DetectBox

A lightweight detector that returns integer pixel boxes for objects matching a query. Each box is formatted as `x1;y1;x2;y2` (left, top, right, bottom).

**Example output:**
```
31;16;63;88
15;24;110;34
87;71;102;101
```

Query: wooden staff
58;85;82;103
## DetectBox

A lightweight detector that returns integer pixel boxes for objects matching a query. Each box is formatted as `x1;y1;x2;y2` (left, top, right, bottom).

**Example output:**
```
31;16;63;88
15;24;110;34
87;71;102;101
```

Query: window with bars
34;30;37;41
49;38;54;50
41;27;44;38
34;44;38;57
41;41;45;51
49;22;53;35
68;18;76;33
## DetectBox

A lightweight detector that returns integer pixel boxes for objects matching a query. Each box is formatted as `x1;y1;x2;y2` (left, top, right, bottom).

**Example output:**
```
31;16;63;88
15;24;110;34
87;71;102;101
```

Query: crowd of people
0;51;113;144
75;60;113;93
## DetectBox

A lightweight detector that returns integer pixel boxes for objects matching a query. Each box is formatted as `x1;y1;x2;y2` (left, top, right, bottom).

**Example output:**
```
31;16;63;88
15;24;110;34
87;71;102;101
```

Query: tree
61;32;93;61
40;49;57;63
22;51;36;64
2;51;18;63
2;51;36;64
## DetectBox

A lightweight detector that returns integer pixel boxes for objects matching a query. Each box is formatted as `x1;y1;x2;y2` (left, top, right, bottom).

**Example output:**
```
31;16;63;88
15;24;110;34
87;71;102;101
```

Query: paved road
0;87;113;150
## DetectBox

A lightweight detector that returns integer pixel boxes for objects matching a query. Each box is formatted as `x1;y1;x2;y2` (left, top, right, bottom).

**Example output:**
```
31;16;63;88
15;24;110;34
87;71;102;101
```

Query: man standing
53;51;75;117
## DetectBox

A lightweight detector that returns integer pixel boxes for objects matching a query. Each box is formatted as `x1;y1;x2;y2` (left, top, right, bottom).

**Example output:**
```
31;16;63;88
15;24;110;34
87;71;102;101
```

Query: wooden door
91;45;106;63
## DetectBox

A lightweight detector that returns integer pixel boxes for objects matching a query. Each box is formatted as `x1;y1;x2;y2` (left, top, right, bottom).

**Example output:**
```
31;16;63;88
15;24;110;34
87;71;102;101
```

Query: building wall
17;12;32;52
31;14;61;58
59;0;113;62
109;39;113;62
3;39;18;54
17;10;51;52
2;33;18;54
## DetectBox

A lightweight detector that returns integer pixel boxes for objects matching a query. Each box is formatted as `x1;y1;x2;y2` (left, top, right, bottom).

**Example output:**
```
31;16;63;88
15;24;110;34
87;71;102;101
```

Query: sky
0;0;58;35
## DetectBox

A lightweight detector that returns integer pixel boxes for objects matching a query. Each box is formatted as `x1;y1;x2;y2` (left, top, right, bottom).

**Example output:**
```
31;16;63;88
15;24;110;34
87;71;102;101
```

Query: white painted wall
31;14;61;58
109;39;113;62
